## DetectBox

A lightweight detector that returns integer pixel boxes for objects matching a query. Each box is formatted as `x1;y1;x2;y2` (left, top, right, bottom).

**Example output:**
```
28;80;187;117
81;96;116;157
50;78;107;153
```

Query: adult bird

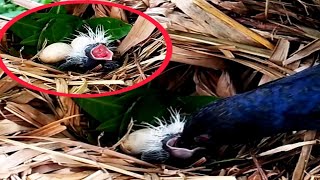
166;64;320;159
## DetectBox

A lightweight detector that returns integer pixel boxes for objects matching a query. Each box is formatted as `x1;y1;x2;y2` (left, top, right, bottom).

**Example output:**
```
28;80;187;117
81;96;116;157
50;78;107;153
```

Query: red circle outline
0;0;172;98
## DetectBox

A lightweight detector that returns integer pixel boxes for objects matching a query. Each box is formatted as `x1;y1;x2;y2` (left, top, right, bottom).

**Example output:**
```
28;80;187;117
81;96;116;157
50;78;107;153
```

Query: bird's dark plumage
178;65;320;149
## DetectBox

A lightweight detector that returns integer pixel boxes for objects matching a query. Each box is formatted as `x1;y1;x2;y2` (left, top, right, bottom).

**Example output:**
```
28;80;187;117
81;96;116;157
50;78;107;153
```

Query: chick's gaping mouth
91;44;114;60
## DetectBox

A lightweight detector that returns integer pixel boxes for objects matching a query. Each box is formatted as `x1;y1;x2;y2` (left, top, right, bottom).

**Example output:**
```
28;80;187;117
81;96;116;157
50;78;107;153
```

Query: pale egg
39;43;72;63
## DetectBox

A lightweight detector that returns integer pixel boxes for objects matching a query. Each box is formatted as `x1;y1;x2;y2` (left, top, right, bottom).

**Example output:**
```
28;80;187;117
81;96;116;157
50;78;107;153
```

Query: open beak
90;44;114;61
165;136;205;159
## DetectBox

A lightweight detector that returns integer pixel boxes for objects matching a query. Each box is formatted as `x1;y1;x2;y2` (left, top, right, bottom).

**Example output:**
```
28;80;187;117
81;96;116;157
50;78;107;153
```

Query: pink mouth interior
166;136;206;159
166;137;197;159
91;44;113;60
167;137;179;147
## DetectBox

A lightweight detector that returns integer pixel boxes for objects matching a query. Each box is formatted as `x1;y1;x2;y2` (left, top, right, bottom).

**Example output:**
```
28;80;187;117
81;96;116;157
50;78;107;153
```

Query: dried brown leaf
209;0;248;15
110;7;129;22
92;4;109;17
192;0;274;49
8;91;36;104
6;102;57;127
283;39;320;65
292;130;317;180
171;46;226;70
117;16;156;55
149;0;168;7
258;140;318;157
216;70;236;97
0;76;19;95
0;119;32;135
71;4;89;16
169;32;272;58
193;69;217;96
269;38;290;65
0;138;146;179
258;74;273;86
172;0;251;45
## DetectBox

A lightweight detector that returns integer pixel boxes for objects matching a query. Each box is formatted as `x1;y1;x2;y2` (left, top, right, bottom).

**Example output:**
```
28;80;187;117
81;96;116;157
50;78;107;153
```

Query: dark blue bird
167;65;320;158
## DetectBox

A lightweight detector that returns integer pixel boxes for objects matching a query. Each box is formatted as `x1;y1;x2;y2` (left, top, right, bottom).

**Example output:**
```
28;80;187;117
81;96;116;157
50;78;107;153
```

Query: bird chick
59;25;121;73
120;109;191;163
39;25;121;73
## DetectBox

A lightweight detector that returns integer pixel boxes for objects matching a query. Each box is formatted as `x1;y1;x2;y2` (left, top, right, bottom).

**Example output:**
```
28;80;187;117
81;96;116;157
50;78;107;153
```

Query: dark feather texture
178;65;320;149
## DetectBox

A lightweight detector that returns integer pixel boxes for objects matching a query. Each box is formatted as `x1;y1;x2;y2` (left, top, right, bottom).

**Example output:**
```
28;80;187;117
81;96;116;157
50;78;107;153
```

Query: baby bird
39;25;122;73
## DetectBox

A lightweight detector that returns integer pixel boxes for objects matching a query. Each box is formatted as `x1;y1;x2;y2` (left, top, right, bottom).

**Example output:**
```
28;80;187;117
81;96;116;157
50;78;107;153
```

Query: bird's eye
194;134;210;143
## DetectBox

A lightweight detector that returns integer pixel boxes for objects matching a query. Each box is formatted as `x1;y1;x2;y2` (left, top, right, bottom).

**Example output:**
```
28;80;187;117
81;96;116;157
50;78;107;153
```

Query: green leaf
113;87;153;105
129;94;172;125
85;17;132;40
20;34;39;46
175;96;218;113
0;6;5;14
118;97;141;135
0;10;25;18
96;115;123;132
37;18;82;49
73;97;124;123
41;0;53;4
16;6;26;11
9;16;42;39
37;19;54;50
21;46;38;55
32;13;81;24
3;3;16;10
42;19;74;43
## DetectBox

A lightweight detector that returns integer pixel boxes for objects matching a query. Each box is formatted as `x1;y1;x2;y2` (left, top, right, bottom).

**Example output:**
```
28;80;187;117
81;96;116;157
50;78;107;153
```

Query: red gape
91;44;113;60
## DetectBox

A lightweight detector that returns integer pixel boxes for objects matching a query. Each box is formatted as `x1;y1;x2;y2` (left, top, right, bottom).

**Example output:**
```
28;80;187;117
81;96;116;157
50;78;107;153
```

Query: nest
0;0;320;179
0;3;166;95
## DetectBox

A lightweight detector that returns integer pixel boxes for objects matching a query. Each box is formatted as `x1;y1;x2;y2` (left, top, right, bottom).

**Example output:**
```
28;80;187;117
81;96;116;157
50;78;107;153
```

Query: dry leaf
216;70;236;97
0;119;32;135
269;38;290;65
117;16;156;55
283;39;320;65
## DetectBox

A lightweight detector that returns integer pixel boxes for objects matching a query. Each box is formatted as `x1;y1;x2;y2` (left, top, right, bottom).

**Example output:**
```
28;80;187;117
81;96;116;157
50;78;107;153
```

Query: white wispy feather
138;108;186;152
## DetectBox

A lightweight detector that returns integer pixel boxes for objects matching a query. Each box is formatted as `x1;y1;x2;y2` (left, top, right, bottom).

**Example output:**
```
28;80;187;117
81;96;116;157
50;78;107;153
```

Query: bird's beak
90;44;114;61
165;136;205;159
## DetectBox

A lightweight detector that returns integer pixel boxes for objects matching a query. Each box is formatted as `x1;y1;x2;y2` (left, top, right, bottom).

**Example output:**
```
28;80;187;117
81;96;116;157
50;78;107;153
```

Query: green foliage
74;96;124;124
0;0;54;18
9;6;81;54
74;86;219;140
85;18;132;41
9;5;132;55
175;96;218;112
